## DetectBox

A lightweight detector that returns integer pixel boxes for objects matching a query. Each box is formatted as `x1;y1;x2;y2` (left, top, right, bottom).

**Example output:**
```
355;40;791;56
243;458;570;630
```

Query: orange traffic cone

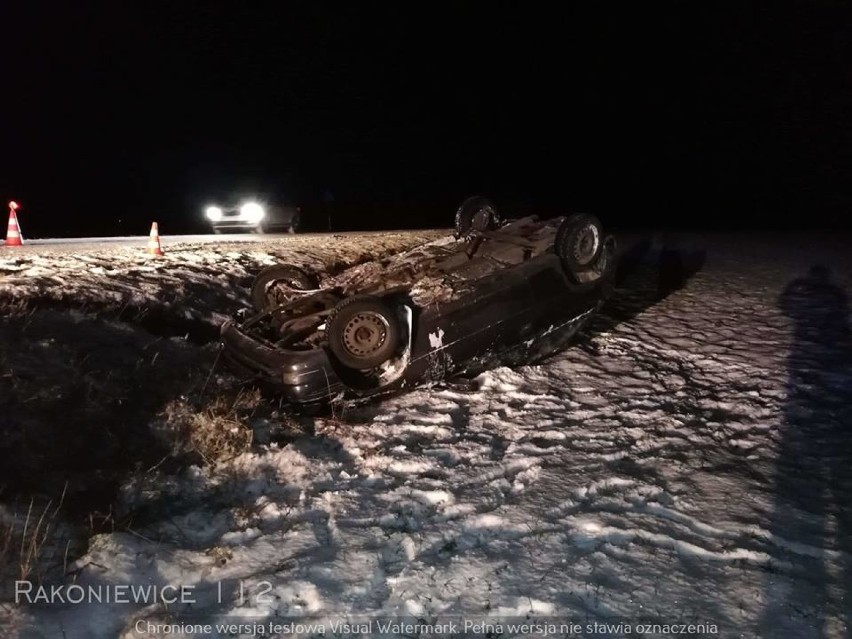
147;222;164;256
5;202;23;247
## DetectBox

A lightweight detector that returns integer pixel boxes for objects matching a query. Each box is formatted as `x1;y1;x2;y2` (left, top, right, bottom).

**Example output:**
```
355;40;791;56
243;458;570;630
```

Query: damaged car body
220;197;617;405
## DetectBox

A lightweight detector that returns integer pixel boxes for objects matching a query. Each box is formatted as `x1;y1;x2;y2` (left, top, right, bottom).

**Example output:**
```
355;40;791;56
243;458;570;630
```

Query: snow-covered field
1;232;851;638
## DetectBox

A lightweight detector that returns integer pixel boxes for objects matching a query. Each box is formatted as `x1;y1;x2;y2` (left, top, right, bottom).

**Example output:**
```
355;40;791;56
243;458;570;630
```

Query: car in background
204;199;301;234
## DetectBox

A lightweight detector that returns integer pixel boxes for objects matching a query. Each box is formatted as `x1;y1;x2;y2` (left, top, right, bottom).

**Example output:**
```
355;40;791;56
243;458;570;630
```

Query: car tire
327;296;402;370
454;196;501;238
592;235;617;274
595;235;618;296
555;213;604;282
250;265;319;312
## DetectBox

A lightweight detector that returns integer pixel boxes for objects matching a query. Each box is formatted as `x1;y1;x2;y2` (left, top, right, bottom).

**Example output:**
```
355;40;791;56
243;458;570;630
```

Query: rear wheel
250;265;319;312
454;196;501;238
595;235;618;296
555;213;604;282
327;296;402;369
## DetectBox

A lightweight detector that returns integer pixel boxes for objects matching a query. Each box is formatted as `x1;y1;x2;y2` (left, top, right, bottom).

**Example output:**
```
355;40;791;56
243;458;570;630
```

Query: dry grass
0;297;32;319
188;409;254;465
157;389;263;466
0;486;72;598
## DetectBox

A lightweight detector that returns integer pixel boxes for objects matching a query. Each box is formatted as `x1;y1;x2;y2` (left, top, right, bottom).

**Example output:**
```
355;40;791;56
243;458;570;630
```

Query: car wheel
250;265;319;312
594;235;618;296
593;235;616;271
327;296;402;370
454;196;501;238
555;213;604;282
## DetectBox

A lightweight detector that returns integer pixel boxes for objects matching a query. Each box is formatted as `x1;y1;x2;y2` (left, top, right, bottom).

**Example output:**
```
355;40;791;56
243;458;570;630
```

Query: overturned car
220;197;617;405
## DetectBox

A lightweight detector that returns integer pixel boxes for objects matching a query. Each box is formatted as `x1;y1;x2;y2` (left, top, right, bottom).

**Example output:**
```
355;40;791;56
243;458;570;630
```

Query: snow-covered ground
0;232;444;332
1;232;851;638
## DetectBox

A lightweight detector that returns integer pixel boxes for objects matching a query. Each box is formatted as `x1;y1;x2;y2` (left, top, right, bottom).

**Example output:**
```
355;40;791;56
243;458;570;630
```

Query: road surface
0;230;444;254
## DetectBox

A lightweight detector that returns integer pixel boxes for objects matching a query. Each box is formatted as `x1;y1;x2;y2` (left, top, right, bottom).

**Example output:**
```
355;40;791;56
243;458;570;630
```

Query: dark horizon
3;3;851;237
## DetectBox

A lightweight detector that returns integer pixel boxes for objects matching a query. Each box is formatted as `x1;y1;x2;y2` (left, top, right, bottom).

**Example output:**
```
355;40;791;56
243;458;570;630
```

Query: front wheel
595;235;618;296
326;296;402;370
555;213;604;283
250;265;319;312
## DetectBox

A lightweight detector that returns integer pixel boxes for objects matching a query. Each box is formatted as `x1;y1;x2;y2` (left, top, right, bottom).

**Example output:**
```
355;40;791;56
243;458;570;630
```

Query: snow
1;232;851;637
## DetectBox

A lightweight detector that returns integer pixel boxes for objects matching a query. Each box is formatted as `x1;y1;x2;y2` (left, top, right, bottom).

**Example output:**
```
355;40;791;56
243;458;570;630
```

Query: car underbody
221;210;617;406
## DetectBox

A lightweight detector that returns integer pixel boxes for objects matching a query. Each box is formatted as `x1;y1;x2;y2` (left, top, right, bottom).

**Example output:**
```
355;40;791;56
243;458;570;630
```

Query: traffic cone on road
5;202;23;247
147;222;164;256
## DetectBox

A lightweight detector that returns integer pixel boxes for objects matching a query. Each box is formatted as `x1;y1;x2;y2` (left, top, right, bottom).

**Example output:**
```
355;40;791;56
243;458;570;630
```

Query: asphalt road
0;230;440;254
2;228;654;260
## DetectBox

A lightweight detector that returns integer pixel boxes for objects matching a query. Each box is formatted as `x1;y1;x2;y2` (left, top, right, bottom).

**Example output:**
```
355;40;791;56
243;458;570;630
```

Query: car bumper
210;220;261;231
220;321;346;404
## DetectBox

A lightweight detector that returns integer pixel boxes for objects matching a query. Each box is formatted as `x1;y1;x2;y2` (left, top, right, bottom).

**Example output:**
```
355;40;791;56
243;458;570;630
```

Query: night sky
2;3;851;237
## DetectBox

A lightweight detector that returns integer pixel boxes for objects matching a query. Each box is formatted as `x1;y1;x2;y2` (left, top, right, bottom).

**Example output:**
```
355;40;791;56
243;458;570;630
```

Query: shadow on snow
761;265;852;637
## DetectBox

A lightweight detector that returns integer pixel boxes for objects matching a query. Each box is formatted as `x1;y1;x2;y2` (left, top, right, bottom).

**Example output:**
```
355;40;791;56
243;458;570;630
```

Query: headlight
240;202;265;223
205;206;223;221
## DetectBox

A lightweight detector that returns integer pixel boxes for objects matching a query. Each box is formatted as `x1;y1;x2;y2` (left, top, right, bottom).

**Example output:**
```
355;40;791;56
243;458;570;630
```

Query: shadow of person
762;265;852;637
